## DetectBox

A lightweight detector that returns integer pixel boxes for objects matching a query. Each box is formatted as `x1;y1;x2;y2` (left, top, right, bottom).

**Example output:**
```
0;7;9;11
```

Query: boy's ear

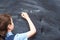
7;24;11;29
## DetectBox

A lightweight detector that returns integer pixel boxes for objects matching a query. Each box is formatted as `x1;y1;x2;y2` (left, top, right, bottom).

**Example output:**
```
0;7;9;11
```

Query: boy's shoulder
5;35;15;40
5;33;28;40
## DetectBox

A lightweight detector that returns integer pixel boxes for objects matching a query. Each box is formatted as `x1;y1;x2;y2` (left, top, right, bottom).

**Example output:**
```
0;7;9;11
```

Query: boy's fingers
21;13;25;17
21;12;28;18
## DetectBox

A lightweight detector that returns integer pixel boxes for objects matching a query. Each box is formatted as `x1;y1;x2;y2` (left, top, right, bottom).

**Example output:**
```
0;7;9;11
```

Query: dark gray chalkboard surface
0;0;60;40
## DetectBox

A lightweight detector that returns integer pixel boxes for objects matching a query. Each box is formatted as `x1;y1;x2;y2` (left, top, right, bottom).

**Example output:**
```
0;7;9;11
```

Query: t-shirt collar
6;32;13;37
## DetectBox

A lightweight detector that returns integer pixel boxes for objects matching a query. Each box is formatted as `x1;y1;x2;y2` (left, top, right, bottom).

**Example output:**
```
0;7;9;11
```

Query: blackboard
0;0;60;40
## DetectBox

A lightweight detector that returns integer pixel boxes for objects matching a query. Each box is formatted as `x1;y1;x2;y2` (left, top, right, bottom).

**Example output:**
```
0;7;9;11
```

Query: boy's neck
8;30;12;32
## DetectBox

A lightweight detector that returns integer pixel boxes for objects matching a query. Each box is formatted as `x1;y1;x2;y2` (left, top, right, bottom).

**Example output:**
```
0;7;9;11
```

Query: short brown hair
0;13;11;40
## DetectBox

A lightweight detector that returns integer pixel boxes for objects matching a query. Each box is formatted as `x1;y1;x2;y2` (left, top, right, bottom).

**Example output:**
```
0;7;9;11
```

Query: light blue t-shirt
6;32;28;40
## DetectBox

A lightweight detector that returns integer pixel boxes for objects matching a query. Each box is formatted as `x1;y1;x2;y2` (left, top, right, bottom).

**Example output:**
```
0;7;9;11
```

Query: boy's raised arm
21;12;36;38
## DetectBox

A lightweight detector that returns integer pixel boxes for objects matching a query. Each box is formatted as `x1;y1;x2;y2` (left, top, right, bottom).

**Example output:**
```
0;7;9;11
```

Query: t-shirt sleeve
14;33;28;40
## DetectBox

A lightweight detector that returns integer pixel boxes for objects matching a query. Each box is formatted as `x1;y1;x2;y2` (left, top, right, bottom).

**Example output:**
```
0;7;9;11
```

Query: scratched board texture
0;0;60;40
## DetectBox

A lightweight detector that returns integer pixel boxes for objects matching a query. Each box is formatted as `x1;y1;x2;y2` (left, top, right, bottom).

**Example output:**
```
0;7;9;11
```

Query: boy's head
0;14;14;32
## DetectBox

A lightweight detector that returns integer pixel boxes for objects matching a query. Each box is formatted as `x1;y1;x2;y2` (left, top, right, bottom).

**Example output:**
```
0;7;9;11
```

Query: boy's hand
21;12;30;20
